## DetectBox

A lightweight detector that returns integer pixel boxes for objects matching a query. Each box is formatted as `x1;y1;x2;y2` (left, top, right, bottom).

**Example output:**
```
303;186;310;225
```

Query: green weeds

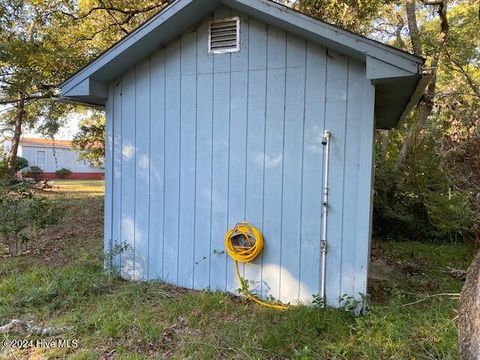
0;181;473;359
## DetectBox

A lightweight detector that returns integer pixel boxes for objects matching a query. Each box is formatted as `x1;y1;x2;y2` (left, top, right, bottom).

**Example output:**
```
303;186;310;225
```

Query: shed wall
104;6;375;305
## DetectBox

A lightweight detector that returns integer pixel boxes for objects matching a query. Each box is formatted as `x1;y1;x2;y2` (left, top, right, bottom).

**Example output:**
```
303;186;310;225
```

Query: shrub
0;157;29;179
0;163;6;179
0;179;62;255
373;131;472;242
15;157;29;171
23;166;44;180
55;168;72;179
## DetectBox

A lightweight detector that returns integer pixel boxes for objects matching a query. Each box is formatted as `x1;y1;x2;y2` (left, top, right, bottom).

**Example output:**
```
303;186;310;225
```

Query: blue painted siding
104;84;114;268
106;6;375;305
120;68;136;279
148;49;166;280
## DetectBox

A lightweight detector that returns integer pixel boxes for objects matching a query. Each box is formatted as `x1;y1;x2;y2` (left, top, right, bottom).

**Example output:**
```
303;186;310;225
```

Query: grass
48;179;105;195
0;180;475;359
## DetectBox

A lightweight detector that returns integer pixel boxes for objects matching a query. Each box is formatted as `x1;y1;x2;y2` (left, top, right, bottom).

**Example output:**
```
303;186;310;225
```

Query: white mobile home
19;138;104;180
60;0;428;306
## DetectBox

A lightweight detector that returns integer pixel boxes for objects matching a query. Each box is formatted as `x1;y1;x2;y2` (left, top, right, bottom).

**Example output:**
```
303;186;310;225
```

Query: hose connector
321;130;331;146
320;240;327;253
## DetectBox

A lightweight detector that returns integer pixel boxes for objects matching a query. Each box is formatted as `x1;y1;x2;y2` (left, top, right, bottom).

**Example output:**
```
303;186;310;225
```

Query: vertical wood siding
105;6;375;305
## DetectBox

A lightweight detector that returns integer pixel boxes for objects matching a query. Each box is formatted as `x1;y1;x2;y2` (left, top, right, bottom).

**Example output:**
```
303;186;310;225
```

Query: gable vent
208;17;240;54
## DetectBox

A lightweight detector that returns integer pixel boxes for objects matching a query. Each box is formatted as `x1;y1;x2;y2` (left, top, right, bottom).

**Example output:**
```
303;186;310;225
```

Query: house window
78;157;87;166
208;17;240;54
36;150;46;166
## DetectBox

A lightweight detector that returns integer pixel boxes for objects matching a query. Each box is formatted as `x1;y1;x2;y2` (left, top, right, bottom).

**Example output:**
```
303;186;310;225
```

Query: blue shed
60;0;429;307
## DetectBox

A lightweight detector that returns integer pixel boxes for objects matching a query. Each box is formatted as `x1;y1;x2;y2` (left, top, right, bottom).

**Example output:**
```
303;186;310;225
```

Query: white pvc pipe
320;130;331;307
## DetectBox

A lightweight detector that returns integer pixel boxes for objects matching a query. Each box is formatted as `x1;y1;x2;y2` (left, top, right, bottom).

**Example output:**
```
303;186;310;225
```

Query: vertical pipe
320;130;331;307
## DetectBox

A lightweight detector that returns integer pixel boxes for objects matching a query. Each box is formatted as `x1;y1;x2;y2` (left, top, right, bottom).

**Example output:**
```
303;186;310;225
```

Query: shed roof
60;0;430;129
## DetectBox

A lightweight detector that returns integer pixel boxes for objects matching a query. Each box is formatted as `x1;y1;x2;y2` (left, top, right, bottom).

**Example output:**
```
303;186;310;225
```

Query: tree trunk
395;0;428;171
394;68;437;170
378;130;390;166
405;0;422;56
459;249;480;359
6;92;25;177
396;0;448;170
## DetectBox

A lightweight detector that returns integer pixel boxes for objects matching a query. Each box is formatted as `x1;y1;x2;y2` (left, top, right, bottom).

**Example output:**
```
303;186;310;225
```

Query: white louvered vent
208;17;240;54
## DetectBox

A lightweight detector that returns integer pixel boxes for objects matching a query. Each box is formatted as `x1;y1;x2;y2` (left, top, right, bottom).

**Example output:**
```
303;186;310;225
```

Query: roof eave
60;0;424;106
395;71;433;127
60;0;220;95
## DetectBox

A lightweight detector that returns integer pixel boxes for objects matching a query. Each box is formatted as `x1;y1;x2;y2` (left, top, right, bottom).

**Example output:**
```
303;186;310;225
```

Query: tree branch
400;293;460;307
420;0;449;42
395;14;407;49
98;0;129;34
419;0;443;5
0;93;58;105
444;53;480;98
57;2;168;22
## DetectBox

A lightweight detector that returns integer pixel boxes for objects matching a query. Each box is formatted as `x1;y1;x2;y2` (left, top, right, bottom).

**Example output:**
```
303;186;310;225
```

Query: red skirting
40;172;104;180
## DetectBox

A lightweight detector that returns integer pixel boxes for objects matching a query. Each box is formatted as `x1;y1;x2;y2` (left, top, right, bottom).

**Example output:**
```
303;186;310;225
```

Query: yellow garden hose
224;222;288;310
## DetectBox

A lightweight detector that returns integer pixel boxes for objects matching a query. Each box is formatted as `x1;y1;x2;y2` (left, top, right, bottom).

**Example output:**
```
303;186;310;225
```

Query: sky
22;112;83;140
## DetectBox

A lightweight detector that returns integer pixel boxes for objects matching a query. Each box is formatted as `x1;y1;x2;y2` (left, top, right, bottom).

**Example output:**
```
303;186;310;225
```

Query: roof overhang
60;0;427;129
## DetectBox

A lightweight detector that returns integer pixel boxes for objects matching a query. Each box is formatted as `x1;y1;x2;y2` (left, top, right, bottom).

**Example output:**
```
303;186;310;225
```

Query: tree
0;1;85;176
0;156;28;178
72;111;105;167
0;0;169;177
294;0;392;34
459;251;480;359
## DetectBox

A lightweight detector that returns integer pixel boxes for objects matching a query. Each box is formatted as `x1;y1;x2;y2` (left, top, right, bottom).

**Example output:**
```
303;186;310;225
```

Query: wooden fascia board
222;0;423;73
63;78;108;99
60;0;200;95
60;0;425;103
366;56;417;80
396;73;433;127
58;95;106;109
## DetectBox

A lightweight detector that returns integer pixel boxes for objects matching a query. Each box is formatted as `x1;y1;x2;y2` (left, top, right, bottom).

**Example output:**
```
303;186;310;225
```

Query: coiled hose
224;222;288;310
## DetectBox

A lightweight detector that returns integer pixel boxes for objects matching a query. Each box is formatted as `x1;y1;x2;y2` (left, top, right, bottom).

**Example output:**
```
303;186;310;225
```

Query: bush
55;168;72;179
373;131;472;242
0;157;29;179
0;179;62;255
0;163;6;179
15;157;29;171
23;166;44;180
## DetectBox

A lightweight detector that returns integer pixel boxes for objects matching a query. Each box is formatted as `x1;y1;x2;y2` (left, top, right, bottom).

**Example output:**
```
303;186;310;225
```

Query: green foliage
0;240;471;359
0;0;169;175
14;156;29;170
0;1;80;139
0;179;62;255
72;111;105;167
374;129;473;241
312;293;325;308
294;0;393;34
22;165;44;180
0;183;473;359
338;294;366;314
0;260;111;313
55;168;72;179
0;156;29;178
370;0;479;243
